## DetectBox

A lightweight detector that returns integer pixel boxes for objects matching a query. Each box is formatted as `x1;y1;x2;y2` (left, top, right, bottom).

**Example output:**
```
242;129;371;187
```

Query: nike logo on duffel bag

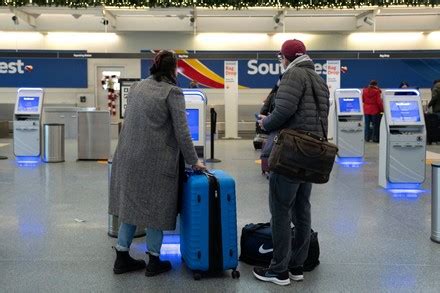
258;244;273;254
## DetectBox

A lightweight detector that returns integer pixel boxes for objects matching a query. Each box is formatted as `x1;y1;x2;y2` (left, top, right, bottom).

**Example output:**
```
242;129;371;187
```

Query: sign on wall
142;51;440;89
224;61;239;138
0;57;87;88
141;57;328;89
326;60;341;99
119;78;140;119
340;59;440;89
326;60;341;140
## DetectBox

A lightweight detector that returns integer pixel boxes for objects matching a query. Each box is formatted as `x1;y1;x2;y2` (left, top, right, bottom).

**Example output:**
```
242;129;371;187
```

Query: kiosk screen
186;109;199;141
390;101;420;122
17;96;40;113
339;97;361;113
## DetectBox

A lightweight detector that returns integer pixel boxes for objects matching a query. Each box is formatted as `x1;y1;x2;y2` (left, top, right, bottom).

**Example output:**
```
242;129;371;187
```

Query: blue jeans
116;223;163;256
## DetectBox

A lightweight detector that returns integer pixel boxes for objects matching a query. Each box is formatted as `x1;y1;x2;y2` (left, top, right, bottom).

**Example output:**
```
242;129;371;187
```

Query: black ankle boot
145;253;172;277
113;248;146;274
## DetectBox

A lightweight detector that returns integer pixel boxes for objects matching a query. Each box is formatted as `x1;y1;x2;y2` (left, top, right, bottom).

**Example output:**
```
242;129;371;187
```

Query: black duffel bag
239;223;320;272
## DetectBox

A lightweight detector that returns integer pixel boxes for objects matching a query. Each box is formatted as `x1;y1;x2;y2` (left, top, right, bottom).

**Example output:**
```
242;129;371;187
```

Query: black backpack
239;223;320;272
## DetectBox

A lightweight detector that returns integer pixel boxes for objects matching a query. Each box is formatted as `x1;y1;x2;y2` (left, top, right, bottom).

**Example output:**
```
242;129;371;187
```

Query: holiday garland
1;0;439;9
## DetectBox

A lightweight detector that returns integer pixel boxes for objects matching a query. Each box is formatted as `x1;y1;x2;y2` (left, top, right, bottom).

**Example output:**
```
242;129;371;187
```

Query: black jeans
268;172;312;273
365;114;381;142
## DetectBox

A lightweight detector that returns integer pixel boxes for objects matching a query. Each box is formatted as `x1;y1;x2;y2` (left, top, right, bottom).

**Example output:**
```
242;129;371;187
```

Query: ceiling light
349;32;423;43
428;31;440;40
47;32;119;43
272;33;314;43
196;33;269;44
0;31;43;42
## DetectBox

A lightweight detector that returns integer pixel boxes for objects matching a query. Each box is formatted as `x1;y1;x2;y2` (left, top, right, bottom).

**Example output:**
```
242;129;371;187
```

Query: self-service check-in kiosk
334;89;364;160
379;89;426;189
183;89;207;159
14;88;44;159
161;89;206;238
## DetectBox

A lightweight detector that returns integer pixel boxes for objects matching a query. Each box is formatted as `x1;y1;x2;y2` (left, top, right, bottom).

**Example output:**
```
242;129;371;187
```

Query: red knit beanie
280;39;306;61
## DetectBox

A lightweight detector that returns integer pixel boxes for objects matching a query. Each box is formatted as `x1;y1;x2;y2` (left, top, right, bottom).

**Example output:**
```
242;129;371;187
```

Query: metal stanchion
206;108;221;163
432;163;440;243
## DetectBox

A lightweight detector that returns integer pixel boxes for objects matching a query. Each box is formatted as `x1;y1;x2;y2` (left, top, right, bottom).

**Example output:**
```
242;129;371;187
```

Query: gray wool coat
109;77;199;230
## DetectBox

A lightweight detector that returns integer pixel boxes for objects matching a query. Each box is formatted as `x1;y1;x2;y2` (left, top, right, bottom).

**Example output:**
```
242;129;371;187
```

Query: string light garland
1;0;439;9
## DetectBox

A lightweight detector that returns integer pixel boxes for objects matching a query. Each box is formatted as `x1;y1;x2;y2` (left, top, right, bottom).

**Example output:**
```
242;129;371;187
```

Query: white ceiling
0;6;440;33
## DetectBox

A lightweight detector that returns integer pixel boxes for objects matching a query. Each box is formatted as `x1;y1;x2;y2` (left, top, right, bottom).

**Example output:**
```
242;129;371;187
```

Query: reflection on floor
1;138;440;292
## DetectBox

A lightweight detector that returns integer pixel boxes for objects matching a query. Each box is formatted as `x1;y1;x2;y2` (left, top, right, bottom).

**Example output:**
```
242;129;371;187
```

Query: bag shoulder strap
245;222;270;232
303;68;327;140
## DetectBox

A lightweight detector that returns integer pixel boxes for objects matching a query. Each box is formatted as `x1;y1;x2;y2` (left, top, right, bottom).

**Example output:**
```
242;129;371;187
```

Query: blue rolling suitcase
180;170;240;280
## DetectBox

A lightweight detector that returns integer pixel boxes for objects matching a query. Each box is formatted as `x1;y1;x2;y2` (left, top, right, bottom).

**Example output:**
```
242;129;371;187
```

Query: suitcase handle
185;169;212;176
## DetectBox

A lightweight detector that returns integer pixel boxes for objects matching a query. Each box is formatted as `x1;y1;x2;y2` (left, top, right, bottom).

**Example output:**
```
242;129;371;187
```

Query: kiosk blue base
336;156;364;167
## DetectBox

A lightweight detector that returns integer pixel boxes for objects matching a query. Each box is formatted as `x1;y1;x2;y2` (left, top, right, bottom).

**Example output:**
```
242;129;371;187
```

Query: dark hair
369;80;378;86
150;50;178;84
399;81;409;88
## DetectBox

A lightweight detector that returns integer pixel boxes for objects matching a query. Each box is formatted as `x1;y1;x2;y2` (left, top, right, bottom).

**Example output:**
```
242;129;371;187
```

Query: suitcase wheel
193;272;202;281
231;270;240;279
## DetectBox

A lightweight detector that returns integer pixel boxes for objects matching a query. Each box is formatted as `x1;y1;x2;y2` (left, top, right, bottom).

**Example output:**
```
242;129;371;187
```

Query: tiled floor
1;138;440;292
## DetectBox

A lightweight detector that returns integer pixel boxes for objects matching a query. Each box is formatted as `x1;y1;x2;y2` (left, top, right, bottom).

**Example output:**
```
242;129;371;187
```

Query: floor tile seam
1;259;440;268
317;261;440;268
0;259;115;263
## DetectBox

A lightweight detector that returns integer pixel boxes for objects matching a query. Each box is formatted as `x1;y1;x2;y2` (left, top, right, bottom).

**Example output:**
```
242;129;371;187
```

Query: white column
224;60;240;139
326;60;341;140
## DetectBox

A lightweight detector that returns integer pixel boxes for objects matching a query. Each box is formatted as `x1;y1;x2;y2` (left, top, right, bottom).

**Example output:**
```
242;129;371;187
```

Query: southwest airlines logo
248;60;284;75
175;50;247;89
0;60;26;74
248;60;329;76
0;60;25;74
178;58;228;89
178;58;329;88
152;50;334;88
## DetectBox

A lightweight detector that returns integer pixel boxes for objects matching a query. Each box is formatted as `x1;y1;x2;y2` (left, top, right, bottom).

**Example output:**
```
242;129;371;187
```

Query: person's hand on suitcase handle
192;159;207;171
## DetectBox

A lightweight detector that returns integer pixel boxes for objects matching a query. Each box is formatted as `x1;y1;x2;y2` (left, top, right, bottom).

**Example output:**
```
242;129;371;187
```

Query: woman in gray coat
110;51;206;276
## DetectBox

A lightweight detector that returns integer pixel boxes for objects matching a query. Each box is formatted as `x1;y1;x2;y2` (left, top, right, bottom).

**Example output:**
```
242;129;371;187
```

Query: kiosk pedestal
334;89;364;162
378;90;426;189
